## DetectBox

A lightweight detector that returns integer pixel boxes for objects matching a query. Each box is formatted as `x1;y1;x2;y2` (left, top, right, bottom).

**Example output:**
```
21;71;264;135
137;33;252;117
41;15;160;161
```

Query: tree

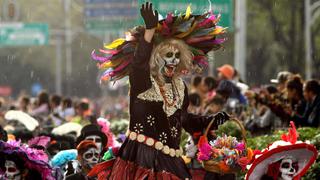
246;0;320;85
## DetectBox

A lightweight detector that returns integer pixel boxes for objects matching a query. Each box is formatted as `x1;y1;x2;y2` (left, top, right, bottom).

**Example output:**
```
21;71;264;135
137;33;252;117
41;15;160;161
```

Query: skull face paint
82;148;99;169
85;135;102;153
4;160;22;180
161;47;180;78
279;158;298;180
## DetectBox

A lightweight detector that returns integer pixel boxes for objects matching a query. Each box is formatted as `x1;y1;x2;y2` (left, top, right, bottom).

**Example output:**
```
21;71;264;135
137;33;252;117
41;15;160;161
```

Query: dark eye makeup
166;52;173;58
85;153;93;159
281;162;290;168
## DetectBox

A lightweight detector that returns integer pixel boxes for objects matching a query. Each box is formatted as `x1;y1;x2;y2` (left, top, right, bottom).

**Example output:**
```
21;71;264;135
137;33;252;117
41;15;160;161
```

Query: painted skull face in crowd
85;135;102;153
4;160;22;180
161;46;181;78
279;158;298;180
82;147;99;169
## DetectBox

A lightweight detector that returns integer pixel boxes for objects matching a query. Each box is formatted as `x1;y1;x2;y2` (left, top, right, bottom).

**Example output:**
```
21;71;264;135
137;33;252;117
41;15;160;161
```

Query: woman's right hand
140;2;158;29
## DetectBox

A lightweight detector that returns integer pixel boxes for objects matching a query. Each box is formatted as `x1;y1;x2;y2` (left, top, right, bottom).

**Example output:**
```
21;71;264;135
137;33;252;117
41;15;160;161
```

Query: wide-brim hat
52;122;83;137
246;141;317;180
76;124;107;146
0;141;54;180
5;110;39;131
246;122;317;180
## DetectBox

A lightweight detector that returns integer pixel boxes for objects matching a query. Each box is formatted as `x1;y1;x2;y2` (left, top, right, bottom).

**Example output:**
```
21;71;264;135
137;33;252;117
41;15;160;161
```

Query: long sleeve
129;37;154;97
181;84;213;135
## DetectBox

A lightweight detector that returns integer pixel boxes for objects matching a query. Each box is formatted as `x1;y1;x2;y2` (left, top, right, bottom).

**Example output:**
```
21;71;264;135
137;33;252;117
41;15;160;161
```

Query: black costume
110;37;218;179
91;2;228;179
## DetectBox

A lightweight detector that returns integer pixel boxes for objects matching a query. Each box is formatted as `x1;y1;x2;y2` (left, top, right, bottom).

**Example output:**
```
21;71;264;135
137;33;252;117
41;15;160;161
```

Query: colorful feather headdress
92;5;226;82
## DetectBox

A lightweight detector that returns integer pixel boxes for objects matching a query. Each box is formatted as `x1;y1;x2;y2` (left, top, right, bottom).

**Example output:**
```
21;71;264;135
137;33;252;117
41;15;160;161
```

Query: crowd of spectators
187;65;320;136
0;64;319;179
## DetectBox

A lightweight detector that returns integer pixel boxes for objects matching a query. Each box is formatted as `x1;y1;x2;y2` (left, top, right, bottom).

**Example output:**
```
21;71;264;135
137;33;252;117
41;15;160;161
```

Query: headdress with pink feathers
0;140;54;180
92;5;226;82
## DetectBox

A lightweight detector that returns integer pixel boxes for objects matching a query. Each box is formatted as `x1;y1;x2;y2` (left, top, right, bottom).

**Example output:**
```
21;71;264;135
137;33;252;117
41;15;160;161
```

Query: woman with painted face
1;156;45;180
246;122;317;180
65;140;100;180
0;141;54;180
91;2;228;179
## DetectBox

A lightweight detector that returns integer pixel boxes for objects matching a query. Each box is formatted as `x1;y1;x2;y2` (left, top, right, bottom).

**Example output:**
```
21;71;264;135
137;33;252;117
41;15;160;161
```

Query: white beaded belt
125;130;183;158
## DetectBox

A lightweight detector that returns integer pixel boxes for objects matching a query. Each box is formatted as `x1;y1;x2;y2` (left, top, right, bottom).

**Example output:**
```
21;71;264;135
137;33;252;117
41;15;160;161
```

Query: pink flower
235;142;245;151
197;152;210;161
198;142;212;161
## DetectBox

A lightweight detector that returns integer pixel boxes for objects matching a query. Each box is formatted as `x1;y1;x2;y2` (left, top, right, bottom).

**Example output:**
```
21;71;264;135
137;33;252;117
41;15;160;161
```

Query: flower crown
92;5;226;82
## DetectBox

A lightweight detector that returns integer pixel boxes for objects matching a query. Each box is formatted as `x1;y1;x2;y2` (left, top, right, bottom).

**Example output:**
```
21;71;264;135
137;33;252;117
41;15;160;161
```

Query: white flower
146;115;155;126
133;123;143;134
159;132;167;144
170;127;178;138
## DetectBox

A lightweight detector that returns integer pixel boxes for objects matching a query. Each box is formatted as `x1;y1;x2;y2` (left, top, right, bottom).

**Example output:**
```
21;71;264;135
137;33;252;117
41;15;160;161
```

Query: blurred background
0;0;319;98
1;2;320;178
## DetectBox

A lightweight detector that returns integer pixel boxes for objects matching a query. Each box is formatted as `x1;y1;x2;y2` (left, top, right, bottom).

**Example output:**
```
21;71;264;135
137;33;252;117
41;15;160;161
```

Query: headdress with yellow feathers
91;6;226;82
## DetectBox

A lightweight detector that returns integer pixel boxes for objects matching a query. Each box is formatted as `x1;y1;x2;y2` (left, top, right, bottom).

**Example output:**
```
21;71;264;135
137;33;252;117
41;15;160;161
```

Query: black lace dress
109;38;213;180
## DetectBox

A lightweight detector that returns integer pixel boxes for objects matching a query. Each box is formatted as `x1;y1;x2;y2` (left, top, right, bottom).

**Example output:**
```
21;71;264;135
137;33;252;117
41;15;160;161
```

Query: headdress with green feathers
92;5;226;83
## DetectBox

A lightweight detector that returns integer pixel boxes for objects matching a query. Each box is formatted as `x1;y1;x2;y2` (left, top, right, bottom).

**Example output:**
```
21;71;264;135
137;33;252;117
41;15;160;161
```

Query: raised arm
129;2;159;97
141;2;158;42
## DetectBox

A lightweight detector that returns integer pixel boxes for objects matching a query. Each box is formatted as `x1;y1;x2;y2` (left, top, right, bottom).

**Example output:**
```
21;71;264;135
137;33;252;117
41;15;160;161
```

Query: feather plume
50;149;77;167
188;27;216;38
184;5;192;20
177;17;194;32
28;136;51;148
91;50;112;62
97;118;120;147
175;22;197;38
197;14;216;27
104;38;125;49
281;121;298;144
186;35;213;44
99;49;119;55
165;13;174;24
210;26;227;35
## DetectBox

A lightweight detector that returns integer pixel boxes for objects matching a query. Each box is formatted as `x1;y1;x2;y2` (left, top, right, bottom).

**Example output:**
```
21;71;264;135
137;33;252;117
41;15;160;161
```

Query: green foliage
215;121;243;139
297;127;320;142
303;156;320;180
110;119;129;135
